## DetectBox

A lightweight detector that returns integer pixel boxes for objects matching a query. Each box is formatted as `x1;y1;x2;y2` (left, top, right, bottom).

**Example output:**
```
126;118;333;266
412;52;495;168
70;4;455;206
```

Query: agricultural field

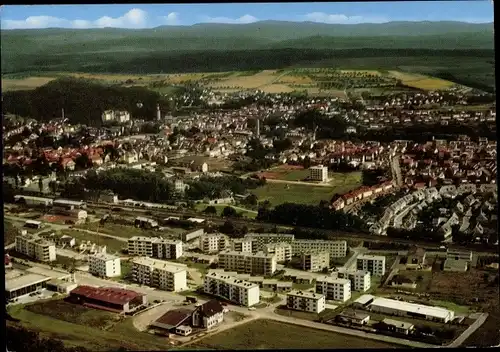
188;319;401;349
388;71;455;90
2;77;56;91
7;299;169;351
195;203;257;219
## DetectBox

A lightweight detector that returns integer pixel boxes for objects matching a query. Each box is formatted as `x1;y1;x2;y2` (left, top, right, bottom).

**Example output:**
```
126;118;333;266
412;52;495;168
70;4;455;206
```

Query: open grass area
7;300;169;351
76;222;158;239
60;229;126;254
388;71;455;90
195;203;257;219
2;76;56;91
188;319;401;349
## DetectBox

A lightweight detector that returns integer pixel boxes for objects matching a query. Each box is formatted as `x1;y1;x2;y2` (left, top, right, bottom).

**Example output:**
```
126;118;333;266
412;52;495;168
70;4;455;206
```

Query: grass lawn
76;222;158;239
251;184;335;206
195;203;256;219
7;300;170;351
188;319;401;349
60;229;126;254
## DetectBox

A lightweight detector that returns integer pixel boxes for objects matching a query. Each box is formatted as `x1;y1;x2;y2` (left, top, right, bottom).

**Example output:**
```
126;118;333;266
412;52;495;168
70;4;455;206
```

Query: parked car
248;307;256;311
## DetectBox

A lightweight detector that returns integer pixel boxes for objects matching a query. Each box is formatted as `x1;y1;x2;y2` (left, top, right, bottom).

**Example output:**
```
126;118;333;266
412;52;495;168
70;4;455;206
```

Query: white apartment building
315;276;352;302
89;253;121;278
218;250;277;276
264;242;292;263
336;269;371;292
102;110;130;123
203;271;260;307
286;290;326;313
15;234;56;262
231;238;253;253
199;234;229;254
244;233;295;252
292;240;347;258
128;236;183;259
309;165;328;182
301;252;330;272
356;254;386;276
131;257;187;292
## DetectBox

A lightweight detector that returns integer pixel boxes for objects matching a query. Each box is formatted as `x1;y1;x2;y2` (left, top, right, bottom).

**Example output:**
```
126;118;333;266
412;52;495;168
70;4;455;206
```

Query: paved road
446;312;489;348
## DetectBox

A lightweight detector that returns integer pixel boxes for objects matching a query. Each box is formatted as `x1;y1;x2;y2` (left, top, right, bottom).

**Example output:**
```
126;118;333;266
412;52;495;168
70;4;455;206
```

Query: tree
203;205;217;215
38;178;44;193
244;194;258;207
220;220;236;235
222;206;237;218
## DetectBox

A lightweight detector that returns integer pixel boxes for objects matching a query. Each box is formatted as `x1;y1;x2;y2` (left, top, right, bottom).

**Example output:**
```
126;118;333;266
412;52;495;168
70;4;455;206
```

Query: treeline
185;176;265;200
387;227;445;243
257;203;366;231
2;78;168;126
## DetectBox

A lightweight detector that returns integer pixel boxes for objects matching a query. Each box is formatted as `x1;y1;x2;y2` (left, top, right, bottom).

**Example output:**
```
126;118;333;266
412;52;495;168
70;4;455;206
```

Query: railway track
86;201;499;254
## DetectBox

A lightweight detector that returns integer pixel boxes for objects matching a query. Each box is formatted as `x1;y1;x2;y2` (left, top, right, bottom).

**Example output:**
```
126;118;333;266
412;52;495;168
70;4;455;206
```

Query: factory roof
6;273;51;292
70;285;144;306
370;297;454;319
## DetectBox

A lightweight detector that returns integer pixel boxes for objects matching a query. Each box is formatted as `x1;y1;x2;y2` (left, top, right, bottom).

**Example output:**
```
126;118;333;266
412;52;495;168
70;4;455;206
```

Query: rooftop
354;294;375;305
370;297;454;319
357;254;386;261
132;257;187;273
198;300;224;317
382;318;415;330
70;285;144;306
316;276;351;285
206;272;259;289
153;309;193;330
91;253;120;261
287;290;324;300
6;273;51;292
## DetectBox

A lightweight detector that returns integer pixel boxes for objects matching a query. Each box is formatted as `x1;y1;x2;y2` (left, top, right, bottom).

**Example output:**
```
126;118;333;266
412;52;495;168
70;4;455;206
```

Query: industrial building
5;272;51;300
199;233;230;253
69;285;147;314
89;253;121;278
301;252;330;272
315;276;351;302
203;271;260;307
263;242;292;262
291;240;347;258
286;290;326;313
309;165;329;182
15;233;56;262
127;236;183;259
218;250;277;276
356;254;386;276
134;216;159;229
131;257;187;292
53;199;86;210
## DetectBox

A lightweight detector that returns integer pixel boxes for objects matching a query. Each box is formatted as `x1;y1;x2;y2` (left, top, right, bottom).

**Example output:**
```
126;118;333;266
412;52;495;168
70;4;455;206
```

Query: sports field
188;319;401;349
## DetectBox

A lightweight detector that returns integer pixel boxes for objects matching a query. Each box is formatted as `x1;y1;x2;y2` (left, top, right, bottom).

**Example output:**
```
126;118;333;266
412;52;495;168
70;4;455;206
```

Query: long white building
301;252;330;272
315;276;351;302
244;233;295;252
291;240;347;258
203;271;260;307
263;242;292;263
131;257;187;292
218;250;277;276
89;253;121;278
199;234;230;254
286;290;326;313
15;234;56;262
128;236;183;259
356;254;386;276
335;269;371;292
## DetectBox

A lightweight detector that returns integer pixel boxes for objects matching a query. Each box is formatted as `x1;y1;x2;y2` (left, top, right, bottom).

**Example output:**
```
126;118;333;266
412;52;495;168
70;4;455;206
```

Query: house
336;310;370;325
192;300;224;330
390;275;417;289
382;318;415;335
150;309;194;334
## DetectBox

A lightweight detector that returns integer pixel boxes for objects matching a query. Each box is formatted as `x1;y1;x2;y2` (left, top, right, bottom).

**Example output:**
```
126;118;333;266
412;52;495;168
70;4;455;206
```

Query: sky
0;2;494;30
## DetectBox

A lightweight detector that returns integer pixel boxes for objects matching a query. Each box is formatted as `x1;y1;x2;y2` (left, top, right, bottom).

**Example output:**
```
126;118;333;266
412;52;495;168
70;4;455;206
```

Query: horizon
1;2;494;30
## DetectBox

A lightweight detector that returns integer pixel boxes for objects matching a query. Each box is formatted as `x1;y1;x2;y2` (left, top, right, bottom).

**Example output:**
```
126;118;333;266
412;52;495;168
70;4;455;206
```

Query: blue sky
1;2;494;29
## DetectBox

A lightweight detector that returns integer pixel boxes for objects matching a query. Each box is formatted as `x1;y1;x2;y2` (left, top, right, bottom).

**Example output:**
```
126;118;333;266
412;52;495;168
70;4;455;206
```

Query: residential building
315;276;351;302
291;240;347;258
192;300;225;330
199;234;229;254
218;250;277;276
309;165;329;182
244;233;294;252
356;254;386;276
286;290;326;313
128;236;183;259
263;242;292;263
335;268;371;292
382;318;415;335
203;272;260;307
89;253;121;278
15;233;56;262
336;310;370;325
131;257;187;292
231;238;253;253
301;252;330;272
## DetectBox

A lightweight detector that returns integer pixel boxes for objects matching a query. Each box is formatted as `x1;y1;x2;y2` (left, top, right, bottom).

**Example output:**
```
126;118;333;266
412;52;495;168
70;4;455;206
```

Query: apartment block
131;257;187;292
301;252;330;272
292;240;347;258
446;249;472;262
218;250;277;276
128;236;183;259
263;242;292;263
336;269;371;292
231;238;253;253
356;254;386;276
244;233;294;252
89;253;121;278
309;165;328;182
203;272;260;307
199;234;229;254
315;276;351;302
286;290;326;313
15;234;56;262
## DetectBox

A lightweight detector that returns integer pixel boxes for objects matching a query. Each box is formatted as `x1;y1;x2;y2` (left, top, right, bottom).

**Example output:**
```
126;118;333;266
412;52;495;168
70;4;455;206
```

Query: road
390;153;403;187
446;312;489;348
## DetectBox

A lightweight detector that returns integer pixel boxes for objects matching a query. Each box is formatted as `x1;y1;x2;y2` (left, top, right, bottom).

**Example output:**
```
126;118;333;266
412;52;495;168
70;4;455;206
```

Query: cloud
1;8;150;29
162;12;180;25
202;14;258;24
304;12;388;24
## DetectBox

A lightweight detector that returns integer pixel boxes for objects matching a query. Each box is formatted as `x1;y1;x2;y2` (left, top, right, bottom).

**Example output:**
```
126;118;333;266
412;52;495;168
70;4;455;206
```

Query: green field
187;319;401;349
60;229;126;254
8;299;169;351
195;204;257;219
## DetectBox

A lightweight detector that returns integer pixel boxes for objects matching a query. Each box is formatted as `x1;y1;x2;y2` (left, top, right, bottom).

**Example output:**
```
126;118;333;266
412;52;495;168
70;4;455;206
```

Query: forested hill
2;78;166;125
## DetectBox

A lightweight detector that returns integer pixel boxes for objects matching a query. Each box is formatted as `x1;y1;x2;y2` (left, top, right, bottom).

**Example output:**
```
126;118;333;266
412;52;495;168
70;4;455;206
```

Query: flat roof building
231;238;253;253
263;242;292;263
218;250;277;276
301;252;330;272
286;290;326;314
203;272;260;307
89;253;121;278
15;233;56;262
315;276;351;302
128;236;183;259
200;233;229;254
356;254;386;276
132;257;187;292
335;269;371;292
292;240;347;258
5;272;51;300
244;233;294;252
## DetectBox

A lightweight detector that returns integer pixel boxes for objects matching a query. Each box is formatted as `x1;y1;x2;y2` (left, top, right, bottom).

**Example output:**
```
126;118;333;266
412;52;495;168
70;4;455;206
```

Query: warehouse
368;297;455;323
5;272;51;300
14;195;53;207
68;285;147;313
